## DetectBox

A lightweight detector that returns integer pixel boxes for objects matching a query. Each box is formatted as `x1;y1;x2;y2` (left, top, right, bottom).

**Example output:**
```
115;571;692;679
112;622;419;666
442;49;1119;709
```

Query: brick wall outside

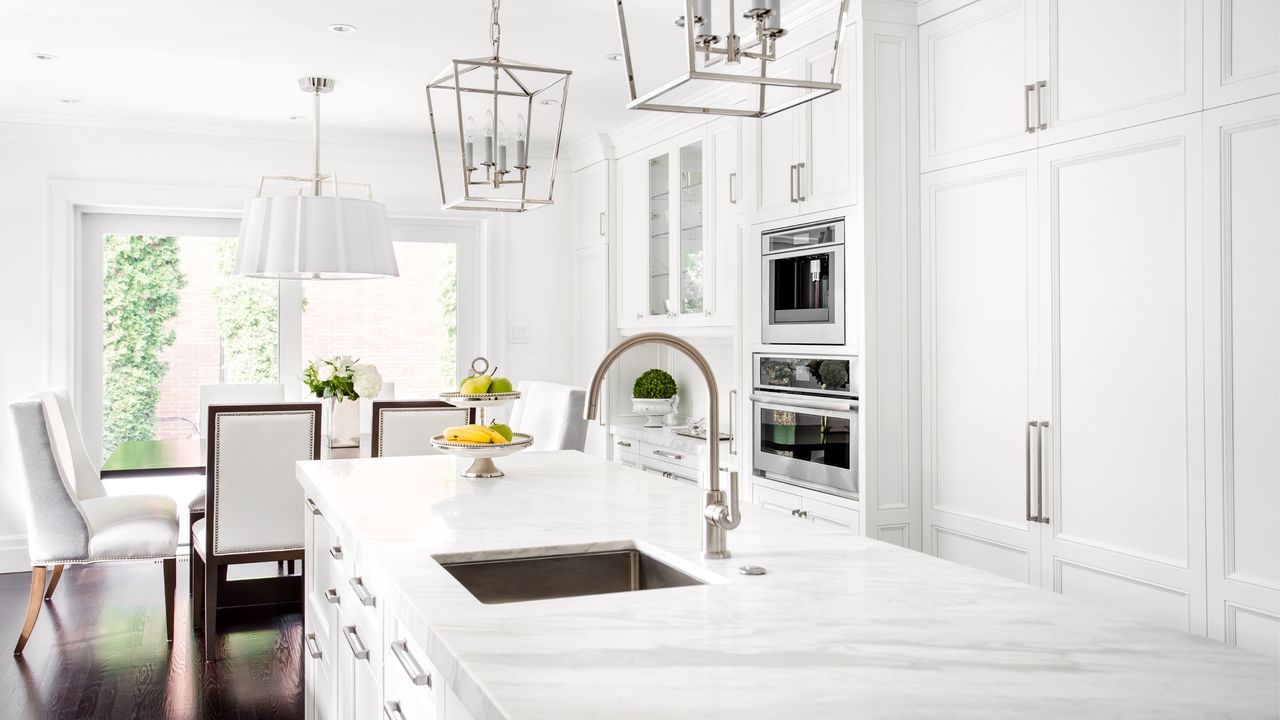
146;239;455;441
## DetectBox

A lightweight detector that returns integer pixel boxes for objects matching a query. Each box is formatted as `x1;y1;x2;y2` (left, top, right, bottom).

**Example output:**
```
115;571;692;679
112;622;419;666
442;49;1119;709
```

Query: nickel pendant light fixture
613;0;850;118
236;77;399;279
425;0;572;212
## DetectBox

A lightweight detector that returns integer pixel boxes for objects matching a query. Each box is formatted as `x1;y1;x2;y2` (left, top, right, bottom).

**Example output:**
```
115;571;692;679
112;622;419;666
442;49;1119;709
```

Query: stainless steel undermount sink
435;545;706;605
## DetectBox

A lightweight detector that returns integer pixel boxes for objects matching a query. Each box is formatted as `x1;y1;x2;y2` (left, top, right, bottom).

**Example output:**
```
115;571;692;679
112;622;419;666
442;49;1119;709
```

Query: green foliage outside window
101;234;185;455
213;238;279;383
438;251;458;387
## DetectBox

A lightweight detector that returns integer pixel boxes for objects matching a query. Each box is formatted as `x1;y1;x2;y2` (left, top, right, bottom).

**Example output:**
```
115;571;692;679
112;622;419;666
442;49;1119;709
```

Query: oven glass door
753;398;858;499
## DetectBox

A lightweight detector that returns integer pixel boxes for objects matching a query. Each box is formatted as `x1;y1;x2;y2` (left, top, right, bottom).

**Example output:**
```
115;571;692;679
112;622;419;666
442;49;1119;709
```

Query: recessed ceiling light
327;23;358;34
289;114;308;121
539;98;560;106
605;53;624;61
32;53;58;61
58;98;81;104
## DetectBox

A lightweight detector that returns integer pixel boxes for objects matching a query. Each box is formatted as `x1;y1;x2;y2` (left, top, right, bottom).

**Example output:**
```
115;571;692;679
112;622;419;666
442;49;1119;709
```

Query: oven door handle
750;392;858;413
760;242;845;262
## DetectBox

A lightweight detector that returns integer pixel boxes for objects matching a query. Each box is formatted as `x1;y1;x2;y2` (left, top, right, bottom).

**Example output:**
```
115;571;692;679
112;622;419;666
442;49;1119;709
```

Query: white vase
632;395;679;428
326;396;360;449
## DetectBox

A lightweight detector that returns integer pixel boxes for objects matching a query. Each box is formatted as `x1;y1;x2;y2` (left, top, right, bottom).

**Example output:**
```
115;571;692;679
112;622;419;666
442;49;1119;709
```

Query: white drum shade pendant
425;0;571;212
614;0;850;118
237;77;399;279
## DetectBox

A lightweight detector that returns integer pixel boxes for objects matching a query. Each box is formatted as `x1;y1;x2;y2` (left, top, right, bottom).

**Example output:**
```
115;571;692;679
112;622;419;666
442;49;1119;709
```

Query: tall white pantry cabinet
919;0;1279;655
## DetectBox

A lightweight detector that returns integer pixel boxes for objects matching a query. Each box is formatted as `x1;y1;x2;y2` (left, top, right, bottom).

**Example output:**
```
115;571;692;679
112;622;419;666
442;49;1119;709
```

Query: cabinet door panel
1041;115;1205;632
572;162;609;249
616;152;652;326
920;0;1037;171
709;119;742;324
1204;96;1280;655
754;54;803;223
1037;0;1203;145
802;33;857;211
1205;0;1280;108
921;151;1041;583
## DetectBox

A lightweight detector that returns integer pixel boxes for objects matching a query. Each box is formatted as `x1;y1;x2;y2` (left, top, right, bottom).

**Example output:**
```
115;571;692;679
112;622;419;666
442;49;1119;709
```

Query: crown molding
565;132;617;171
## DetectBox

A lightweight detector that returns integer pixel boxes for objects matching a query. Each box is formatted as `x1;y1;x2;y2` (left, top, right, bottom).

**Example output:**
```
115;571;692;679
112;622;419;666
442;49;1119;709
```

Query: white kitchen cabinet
919;0;1037;172
1204;0;1280;109
617;127;738;330
753;477;860;531
572;161;610;249
1203;96;1280;657
921;116;1209;632
920;150;1043;585
921;0;1205;169
754;32;858;223
708;118;745;326
571;244;610;456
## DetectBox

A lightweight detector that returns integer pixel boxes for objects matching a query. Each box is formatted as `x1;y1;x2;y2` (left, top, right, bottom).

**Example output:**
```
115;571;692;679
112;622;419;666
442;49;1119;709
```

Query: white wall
0;118;573;572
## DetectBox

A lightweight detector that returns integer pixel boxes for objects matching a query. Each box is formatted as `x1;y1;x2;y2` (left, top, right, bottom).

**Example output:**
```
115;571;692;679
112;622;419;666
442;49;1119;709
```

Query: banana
475;424;509;444
443;425;492;444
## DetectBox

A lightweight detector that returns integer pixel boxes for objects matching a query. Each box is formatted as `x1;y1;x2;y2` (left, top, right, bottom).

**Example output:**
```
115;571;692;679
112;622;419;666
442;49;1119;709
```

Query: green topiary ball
633;368;678;399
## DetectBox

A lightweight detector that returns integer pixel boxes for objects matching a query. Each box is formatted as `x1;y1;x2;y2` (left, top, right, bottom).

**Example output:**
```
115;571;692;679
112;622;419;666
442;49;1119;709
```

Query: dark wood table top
101;436;372;475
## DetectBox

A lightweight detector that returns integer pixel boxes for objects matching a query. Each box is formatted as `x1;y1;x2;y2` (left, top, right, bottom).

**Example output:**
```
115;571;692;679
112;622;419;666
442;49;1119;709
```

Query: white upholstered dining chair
359;381;395;436
191;402;319;660
189;384;286;533
370;400;472;457
508;381;589;452
8;392;179;655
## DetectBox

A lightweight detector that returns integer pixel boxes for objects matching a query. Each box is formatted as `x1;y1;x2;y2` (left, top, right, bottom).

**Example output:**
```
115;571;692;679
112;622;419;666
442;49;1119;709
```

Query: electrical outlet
508;325;530;344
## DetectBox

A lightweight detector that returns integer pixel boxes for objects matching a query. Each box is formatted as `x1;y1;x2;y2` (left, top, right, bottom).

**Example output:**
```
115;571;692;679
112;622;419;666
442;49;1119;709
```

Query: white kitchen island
296;451;1279;720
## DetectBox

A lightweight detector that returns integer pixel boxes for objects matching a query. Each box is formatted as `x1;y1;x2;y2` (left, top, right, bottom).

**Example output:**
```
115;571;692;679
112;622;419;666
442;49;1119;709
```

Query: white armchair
191;402;319;660
508;381;589;452
359;380;395;436
189;384;286;525
9;392;178;655
370;400;472;457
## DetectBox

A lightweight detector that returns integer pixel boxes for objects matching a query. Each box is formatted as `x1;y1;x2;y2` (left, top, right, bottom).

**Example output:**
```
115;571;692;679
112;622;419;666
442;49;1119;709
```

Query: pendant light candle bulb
482;110;495;165
515;114;528;168
497;121;508;173
464;116;477;169
693;0;712;33
765;0;782;30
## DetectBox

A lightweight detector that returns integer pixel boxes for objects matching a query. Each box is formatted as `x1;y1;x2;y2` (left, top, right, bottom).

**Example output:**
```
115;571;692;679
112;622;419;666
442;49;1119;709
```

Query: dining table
101;435;373;476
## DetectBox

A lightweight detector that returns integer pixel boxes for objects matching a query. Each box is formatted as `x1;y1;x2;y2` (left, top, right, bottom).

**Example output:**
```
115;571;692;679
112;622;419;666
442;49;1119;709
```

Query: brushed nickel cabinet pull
324;587;340;604
306;498;322;516
652;449;684;460
599;211;606;236
391;639;433;687
349;577;376;607
1035;80;1047;131
789;164;798;203
384;701;407;720
1025;420;1036;521
729;172;738;203
617;440;632;448
305;632;322;659
796;162;806;201
329;545;343;560
1024;84;1036;133
728;389;738;456
1036;420;1050;523
342;625;369;660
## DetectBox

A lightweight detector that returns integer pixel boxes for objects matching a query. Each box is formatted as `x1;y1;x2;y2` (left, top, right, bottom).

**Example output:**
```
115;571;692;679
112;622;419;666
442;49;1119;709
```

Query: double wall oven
751;353;859;500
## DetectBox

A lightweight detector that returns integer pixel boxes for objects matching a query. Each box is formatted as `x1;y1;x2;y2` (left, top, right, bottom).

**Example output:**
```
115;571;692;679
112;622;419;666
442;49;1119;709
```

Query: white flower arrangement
304;356;382;401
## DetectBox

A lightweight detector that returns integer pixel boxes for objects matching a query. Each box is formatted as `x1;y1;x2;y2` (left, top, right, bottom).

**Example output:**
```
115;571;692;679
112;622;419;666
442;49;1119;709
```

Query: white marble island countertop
297;451;1279;720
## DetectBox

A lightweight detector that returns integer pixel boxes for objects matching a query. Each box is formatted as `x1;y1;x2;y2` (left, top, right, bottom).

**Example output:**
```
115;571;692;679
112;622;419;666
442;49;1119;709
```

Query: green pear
461;376;492;395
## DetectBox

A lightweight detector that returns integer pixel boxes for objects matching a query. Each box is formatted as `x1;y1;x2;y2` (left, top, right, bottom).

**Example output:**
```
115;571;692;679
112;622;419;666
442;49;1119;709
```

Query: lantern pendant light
613;0;850;118
426;0;572;212
236;77;399;279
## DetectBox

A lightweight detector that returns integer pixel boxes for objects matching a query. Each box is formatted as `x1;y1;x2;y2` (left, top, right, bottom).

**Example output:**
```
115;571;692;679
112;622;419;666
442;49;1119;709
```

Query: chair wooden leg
287;559;296;575
203;560;218;661
162;558;176;643
42;565;64;601
192;551;204;628
13;566;48;655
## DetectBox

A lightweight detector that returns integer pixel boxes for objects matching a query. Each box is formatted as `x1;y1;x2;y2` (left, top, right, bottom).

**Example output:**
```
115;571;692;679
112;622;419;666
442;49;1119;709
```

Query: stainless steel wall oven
761;219;845;345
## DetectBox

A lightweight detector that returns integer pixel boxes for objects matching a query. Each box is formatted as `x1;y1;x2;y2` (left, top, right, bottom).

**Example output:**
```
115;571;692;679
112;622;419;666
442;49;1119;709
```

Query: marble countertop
610;423;730;454
297;451;1278;720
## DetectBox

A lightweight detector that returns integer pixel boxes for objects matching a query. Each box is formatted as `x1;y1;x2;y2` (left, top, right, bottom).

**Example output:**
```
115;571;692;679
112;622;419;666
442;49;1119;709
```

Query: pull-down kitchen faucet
585;332;741;559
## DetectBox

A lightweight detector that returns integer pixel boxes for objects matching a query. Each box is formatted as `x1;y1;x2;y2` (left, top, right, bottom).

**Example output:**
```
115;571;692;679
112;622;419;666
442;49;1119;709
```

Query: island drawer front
336;561;384;665
803;495;859;531
755;484;803;514
384;616;439;719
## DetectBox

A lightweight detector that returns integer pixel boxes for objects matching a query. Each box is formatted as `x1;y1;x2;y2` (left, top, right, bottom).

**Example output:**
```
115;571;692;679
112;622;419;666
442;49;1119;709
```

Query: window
81;213;475;465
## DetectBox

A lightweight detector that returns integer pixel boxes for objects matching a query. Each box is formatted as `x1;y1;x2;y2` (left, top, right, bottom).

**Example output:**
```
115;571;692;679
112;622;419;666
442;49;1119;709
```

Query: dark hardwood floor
0;560;302;720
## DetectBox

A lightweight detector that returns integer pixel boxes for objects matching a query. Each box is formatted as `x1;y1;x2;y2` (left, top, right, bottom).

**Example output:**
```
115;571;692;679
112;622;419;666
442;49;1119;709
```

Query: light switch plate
508;325;530;344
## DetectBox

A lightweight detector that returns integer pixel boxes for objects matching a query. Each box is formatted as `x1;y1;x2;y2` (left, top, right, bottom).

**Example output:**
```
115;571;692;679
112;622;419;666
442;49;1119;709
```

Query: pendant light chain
489;0;502;59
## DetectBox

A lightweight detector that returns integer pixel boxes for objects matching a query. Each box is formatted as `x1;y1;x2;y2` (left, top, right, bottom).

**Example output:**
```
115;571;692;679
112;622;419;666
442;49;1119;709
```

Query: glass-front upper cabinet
642;135;705;318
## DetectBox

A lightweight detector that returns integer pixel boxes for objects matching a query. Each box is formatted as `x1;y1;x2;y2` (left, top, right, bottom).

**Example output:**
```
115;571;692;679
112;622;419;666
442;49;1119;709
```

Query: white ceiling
0;0;702;143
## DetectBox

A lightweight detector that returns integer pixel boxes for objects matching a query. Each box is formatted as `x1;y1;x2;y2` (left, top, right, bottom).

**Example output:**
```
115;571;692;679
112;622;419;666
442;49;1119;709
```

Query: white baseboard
0;534;29;574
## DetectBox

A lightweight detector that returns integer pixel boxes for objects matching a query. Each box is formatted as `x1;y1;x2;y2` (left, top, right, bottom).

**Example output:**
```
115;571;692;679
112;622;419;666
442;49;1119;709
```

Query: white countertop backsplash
297;451;1279;720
